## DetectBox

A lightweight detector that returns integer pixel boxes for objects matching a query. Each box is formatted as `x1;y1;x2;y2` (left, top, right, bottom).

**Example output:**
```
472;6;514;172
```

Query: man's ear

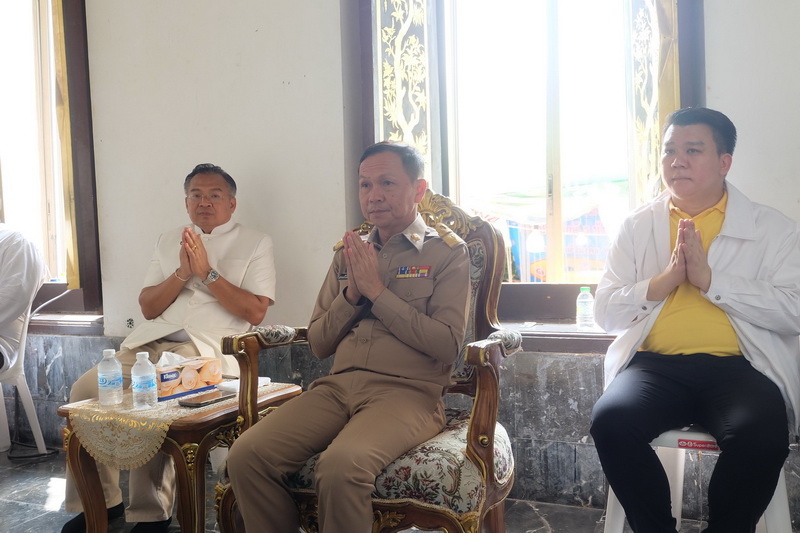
720;153;733;176
414;178;427;203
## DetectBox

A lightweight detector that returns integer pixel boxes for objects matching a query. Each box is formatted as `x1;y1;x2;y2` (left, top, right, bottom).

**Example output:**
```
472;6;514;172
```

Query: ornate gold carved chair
216;189;522;533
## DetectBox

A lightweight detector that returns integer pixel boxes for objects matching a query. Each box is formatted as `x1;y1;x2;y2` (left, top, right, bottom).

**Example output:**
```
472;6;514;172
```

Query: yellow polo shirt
639;192;741;356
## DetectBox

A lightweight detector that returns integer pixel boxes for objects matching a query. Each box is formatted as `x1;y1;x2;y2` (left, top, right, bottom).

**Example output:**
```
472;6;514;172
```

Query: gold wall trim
629;0;680;204
374;0;432;177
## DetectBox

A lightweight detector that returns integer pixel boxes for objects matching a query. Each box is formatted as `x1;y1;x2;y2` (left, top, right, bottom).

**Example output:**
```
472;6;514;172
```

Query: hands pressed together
648;219;712;301
175;227;212;282
341;230;385;305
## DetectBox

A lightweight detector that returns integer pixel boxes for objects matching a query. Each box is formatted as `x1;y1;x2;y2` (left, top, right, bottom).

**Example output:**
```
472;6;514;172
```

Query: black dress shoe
130;517;172;532
61;502;125;533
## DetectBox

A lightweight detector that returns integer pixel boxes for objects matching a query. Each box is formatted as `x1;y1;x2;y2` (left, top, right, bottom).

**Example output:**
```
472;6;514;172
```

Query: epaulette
435;223;464;248
333;222;375;252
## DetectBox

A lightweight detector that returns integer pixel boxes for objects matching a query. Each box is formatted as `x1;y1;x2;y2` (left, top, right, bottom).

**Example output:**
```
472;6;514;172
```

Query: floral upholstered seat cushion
287;409;514;515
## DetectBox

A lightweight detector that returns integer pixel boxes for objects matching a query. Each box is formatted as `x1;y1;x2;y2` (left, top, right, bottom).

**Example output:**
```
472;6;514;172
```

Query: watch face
204;269;219;284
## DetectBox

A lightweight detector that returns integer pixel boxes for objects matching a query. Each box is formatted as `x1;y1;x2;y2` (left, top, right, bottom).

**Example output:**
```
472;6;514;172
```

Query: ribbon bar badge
396;266;431;278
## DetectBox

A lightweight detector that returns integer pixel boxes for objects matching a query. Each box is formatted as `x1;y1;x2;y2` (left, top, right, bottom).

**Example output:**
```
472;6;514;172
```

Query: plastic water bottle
576;286;595;331
97;349;123;406
131;352;158;409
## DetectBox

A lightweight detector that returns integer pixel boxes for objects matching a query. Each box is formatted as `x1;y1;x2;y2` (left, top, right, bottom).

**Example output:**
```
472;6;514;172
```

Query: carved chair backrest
415;189;505;391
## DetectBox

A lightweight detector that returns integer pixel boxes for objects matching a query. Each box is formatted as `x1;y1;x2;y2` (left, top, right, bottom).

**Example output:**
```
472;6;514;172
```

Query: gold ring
192;245;198;250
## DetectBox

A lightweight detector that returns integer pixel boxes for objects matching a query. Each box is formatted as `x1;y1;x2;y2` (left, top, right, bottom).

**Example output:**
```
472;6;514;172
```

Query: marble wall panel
503;351;604;443
6;335;799;526
2;335;121;449
786;449;800;517
685;450;712;521
256;344;295;384
575;440;607;509
508;438;604;508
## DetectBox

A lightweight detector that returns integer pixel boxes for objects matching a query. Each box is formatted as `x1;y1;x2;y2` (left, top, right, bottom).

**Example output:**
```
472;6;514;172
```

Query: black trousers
590;352;789;533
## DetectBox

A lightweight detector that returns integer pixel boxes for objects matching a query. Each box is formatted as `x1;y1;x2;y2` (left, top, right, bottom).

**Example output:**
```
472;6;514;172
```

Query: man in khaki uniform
228;142;471;532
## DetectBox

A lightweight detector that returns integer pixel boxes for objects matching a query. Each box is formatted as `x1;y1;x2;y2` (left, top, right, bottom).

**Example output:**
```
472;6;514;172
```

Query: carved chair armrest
220;325;308;431
487;328;522;355
463;328;521;487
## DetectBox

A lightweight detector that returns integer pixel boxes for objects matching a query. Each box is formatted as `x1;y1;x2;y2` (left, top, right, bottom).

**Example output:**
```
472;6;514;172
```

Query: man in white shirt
61;164;277;533
0;224;47;373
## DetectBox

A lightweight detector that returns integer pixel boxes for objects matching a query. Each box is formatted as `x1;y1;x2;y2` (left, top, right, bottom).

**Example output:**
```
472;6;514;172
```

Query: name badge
396;266;430;278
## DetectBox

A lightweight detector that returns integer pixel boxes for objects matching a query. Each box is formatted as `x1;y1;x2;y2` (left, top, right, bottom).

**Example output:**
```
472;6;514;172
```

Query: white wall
86;0;363;336
704;0;800;223
88;1;800;337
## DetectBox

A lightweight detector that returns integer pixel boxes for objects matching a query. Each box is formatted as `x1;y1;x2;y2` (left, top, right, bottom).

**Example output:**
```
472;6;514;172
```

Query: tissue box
157;357;223;401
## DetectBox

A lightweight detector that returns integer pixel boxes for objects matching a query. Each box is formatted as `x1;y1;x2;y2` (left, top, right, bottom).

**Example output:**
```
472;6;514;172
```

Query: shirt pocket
391;278;434;312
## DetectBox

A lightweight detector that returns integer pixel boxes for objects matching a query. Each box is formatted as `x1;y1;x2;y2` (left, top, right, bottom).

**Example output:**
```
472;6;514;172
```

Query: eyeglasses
186;193;229;203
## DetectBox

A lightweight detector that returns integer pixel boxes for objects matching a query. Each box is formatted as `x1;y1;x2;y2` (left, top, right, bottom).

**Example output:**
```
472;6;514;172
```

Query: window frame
359;0;705;344
28;0;101;330
63;0;101;313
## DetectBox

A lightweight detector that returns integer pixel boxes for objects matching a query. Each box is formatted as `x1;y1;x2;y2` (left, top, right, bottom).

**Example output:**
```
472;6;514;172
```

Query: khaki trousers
227;370;446;533
64;340;201;522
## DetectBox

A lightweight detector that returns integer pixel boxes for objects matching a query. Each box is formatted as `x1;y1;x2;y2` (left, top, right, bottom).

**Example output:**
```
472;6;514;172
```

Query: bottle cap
103;349;115;357
580;286;591;292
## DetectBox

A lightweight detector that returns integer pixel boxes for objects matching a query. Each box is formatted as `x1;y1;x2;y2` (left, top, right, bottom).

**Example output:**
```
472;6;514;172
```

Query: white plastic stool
603;426;792;532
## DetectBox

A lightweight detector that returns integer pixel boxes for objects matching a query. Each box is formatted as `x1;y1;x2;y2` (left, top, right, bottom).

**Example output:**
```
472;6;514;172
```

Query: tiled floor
0;443;711;533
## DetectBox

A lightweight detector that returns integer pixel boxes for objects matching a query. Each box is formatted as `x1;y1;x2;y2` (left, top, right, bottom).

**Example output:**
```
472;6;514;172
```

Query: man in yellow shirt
591;107;800;533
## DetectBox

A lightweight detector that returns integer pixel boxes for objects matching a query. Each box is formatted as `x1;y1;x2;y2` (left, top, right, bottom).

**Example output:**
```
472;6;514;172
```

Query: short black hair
663;107;737;156
183;164;237;196
359;141;425;181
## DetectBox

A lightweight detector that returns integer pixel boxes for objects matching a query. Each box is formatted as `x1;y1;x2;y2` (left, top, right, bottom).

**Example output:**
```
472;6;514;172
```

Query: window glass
447;0;631;283
370;0;688;323
1;0;102;314
0;0;66;281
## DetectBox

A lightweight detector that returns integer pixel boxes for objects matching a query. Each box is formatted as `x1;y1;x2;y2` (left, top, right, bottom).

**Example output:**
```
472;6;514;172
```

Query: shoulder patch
435;223;464;248
333;222;374;252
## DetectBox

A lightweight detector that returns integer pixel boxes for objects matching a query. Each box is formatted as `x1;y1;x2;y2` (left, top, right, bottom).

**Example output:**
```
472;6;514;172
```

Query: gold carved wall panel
628;0;680;204
374;0;433;178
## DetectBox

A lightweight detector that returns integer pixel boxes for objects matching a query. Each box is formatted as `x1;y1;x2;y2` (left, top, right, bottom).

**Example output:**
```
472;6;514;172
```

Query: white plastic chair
603;426;792;532
0;289;69;454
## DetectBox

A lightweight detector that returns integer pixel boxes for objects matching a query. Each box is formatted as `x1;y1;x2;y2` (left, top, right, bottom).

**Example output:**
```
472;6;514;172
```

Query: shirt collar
366;214;428;252
669;190;728;218
192;218;236;236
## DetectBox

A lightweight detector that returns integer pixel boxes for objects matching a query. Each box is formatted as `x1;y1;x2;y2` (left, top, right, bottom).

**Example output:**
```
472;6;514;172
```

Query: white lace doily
68;382;294;469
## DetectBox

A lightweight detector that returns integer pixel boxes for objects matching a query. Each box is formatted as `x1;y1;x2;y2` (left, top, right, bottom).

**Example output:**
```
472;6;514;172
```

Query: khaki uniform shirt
307;215;470;389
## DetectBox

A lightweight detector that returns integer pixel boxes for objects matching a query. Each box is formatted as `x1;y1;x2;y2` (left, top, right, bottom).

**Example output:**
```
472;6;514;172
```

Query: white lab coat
595;183;800;432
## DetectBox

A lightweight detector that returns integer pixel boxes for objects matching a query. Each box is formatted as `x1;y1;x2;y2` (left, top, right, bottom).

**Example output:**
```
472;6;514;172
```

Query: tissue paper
216;376;271;392
156;352;223;401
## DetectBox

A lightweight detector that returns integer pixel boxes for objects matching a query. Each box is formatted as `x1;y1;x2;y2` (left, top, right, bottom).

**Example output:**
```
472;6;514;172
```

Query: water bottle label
132;377;157;391
99;374;122;387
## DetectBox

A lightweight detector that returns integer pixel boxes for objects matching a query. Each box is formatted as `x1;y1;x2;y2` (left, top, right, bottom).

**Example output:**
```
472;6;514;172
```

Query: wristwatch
202;269;220;285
